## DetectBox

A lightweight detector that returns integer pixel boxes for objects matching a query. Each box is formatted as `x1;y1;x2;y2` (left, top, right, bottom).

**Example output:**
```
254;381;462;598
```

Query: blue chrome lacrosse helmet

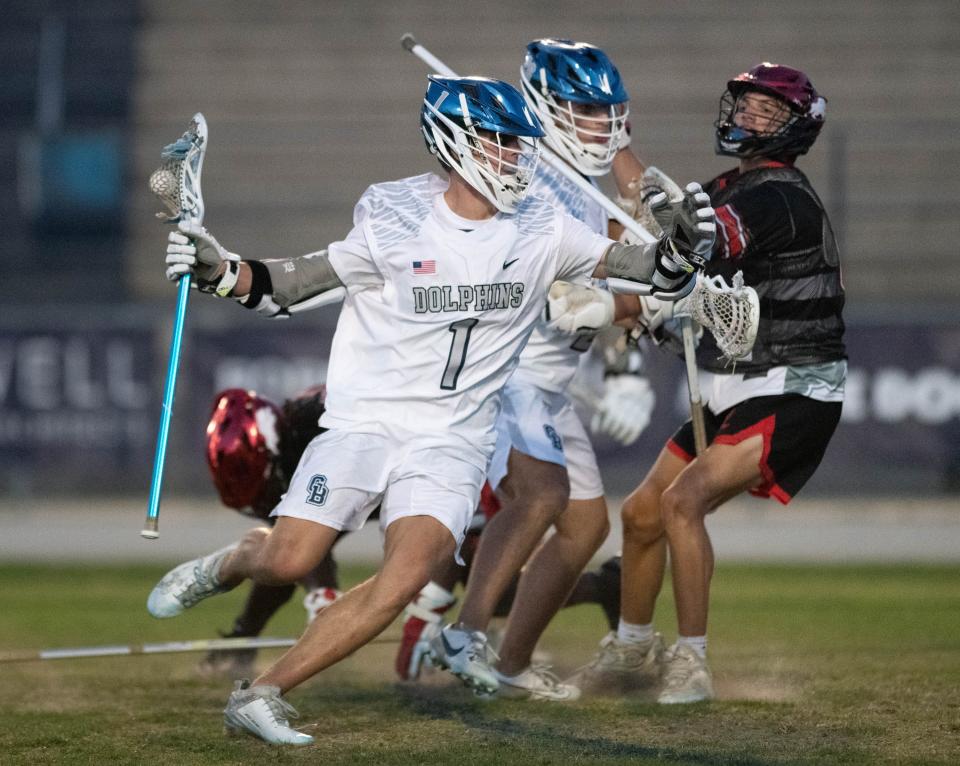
421;75;544;213
521;38;630;175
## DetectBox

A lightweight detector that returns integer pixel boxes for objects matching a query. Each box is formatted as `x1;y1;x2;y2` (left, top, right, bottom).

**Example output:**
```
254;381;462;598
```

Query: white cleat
657;643;714;704
429;624;499;695
223;680;314;745
490;665;581;702
574;631;665;694
146;543;238;618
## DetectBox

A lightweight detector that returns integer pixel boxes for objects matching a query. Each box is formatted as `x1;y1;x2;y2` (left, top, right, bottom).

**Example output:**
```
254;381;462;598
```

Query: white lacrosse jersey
512;163;610;393
320;173;611;461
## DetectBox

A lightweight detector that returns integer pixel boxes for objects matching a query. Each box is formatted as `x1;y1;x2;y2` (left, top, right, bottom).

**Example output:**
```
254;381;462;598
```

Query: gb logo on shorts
543;425;563;452
306;474;330;506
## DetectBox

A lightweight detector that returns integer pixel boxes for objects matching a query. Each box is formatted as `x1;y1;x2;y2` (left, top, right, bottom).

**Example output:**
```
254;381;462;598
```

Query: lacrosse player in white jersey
147;75;713;745
429;39;663;702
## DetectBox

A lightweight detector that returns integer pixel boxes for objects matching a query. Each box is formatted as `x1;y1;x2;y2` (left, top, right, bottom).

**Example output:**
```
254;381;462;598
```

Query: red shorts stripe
712;414;784;503
667;395;841;506
666;438;695;463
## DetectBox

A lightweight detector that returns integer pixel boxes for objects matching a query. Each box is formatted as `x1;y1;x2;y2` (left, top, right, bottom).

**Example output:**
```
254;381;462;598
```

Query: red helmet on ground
715;62;826;159
206;388;284;511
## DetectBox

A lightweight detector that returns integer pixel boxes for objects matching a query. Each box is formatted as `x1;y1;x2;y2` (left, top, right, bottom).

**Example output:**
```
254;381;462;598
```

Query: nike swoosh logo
441;630;465;657
502;258;519;269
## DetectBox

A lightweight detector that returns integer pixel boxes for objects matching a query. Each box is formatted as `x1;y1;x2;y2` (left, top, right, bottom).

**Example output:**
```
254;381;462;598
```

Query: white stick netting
689;271;760;361
148;115;206;223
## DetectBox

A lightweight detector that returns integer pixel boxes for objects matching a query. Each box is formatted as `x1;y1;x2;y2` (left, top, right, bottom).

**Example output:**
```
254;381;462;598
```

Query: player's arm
165;221;375;317
592;183;716;300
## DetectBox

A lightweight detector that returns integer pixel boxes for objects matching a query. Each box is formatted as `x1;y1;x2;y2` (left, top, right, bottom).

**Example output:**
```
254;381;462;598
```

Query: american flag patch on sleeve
412;260;436;275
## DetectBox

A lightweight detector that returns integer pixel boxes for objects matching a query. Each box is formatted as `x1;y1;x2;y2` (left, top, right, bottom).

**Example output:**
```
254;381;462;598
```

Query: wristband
215;261;241;297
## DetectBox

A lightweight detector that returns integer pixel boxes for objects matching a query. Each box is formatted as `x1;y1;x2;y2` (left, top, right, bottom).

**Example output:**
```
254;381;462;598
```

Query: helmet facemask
715;79;826;160
422;93;540;214
521;72;629;176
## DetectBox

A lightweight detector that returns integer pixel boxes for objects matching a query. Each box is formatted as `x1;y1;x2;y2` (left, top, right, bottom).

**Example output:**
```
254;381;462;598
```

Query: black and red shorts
667;394;842;505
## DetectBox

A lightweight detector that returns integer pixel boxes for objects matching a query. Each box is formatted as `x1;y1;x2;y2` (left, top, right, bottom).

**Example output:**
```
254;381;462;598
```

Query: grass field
2;562;959;765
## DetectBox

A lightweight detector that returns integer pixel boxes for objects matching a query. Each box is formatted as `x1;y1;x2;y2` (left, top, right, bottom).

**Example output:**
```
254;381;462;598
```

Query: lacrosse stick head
148;113;207;224
689;271;760;361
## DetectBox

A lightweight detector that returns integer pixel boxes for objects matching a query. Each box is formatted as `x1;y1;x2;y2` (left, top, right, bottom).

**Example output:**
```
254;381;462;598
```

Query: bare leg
218;518;340;588
456;449;569;631
661;437;763;636
564;556;621;630
496;496;609;675
620;448;688;626
228;583;297;637
254;515;456;693
430;556;466;594
298;551;340;592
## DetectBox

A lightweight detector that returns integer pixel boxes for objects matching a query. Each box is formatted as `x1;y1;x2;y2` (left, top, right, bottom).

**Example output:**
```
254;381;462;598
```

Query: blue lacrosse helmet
520;38;630;175
421;75;544;213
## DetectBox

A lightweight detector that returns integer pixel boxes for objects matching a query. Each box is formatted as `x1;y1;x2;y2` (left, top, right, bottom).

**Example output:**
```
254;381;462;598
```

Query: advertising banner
2;318;957;497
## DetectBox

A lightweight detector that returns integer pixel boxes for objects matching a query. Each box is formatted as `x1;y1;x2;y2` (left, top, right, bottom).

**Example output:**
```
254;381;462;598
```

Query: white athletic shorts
271;424;487;561
487;376;604;501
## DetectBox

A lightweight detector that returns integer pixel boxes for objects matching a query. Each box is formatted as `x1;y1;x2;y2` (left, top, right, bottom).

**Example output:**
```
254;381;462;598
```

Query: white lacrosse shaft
402;34;707;453
0;635;400;664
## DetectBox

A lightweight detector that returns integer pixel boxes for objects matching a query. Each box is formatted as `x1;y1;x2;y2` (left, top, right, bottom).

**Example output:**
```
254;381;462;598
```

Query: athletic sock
677;635;707;658
617;619;654;645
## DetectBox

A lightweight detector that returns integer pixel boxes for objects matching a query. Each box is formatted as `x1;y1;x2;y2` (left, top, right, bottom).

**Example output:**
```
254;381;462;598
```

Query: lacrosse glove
643;183;714;299
165;221;241;296
545;281;615;335
592;374;656;446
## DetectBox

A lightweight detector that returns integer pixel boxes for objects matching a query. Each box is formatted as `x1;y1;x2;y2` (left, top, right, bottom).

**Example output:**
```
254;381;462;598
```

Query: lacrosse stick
0;635;401;664
401;35;758;455
142;113;207;539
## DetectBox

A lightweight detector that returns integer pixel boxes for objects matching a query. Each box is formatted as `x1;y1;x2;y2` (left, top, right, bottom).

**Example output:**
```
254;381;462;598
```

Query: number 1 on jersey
441;318;479;390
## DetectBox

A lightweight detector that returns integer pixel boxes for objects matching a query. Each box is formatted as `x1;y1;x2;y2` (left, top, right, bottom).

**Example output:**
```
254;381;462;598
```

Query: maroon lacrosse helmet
206;388;284;511
715;62;826;159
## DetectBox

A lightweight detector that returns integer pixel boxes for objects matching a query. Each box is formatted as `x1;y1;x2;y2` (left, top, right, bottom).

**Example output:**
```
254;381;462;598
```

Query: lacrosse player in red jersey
577;63;845;704
196;387;342;677
146;75;710;745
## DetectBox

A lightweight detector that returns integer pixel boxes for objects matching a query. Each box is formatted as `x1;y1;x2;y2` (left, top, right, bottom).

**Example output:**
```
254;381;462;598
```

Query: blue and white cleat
429;623;499;695
490;665;581;702
146;542;238;618
223;680;314;745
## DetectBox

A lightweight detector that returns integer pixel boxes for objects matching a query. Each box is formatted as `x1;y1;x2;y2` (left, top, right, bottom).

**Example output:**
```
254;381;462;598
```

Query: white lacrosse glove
165;220;241;292
637;294;701;354
545;281;615;335
640;183;715;300
648;182;716;272
591;375;656;446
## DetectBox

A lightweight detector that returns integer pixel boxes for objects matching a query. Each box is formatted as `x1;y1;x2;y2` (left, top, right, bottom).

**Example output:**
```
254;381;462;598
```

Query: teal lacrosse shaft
143;273;191;538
